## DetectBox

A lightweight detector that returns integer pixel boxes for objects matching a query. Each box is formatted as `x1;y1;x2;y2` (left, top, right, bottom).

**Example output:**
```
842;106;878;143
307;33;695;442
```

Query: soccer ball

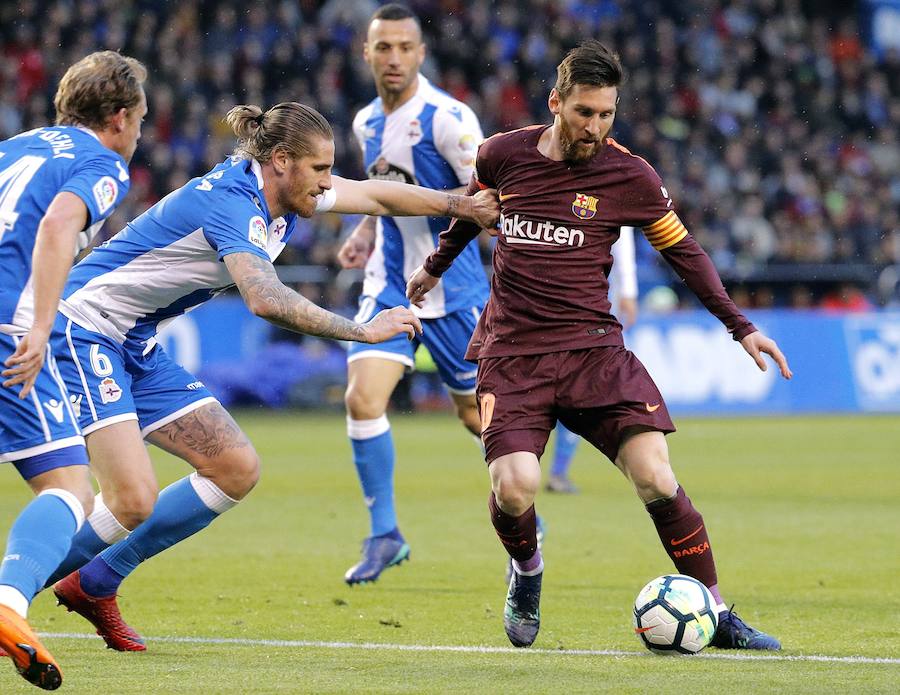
633;574;718;655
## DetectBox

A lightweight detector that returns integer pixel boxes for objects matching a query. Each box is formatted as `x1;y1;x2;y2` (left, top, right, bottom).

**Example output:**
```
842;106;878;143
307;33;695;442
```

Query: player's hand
361;306;423;343
337;232;374;269
740;330;792;379
406;265;441;308
619;297;639;329
2;328;50;399
470;188;500;228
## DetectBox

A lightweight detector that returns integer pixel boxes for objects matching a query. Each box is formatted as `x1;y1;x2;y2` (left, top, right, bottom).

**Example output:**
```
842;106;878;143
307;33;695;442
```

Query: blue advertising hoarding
157;299;900;415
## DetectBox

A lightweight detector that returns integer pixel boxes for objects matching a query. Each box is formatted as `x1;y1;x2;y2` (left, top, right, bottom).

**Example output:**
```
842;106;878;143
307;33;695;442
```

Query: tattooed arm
224;252;422;343
329;176;499;228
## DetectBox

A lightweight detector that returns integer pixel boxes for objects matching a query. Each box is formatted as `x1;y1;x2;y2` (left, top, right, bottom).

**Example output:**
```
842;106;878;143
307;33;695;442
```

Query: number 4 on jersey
0;154;47;237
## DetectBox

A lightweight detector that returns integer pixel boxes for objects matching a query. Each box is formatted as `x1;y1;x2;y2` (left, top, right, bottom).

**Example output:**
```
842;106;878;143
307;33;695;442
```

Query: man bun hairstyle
54;51;146;130
225;102;333;163
555;40;624;100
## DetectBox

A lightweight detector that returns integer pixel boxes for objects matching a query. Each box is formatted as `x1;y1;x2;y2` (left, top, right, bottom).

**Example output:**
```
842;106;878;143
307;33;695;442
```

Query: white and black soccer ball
633;574;718;655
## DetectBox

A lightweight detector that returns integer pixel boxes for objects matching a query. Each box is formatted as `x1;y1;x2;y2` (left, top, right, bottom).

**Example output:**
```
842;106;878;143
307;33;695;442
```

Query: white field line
42;632;900;666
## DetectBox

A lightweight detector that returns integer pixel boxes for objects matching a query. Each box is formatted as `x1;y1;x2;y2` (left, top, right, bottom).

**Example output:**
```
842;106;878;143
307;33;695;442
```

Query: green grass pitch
0;412;897;693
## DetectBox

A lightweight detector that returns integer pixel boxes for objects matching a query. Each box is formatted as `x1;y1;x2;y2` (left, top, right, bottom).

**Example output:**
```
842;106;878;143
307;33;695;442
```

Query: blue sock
79;476;226;597
0;492;79;602
550;423;581;477
44;521;109;588
349;421;397;537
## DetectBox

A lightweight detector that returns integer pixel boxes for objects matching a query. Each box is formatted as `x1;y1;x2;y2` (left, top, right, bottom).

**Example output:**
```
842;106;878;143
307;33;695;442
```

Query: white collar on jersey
412;73;434;101
250;157;264;189
75;125;101;142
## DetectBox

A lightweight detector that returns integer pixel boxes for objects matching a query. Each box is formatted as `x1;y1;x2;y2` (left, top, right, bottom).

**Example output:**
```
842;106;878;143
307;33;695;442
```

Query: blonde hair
224;102;333;163
55;51;146;129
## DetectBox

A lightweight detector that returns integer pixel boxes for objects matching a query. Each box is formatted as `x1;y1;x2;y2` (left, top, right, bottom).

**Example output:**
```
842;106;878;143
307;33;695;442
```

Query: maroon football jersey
424;125;755;360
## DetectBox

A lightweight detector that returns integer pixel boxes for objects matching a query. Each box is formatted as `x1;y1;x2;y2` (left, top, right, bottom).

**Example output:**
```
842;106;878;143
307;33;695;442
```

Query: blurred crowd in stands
2;0;898;310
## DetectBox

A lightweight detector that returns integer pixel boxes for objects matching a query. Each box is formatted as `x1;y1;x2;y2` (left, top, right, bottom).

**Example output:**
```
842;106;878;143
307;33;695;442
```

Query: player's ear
548;89;561;116
271;147;289;174
416;42;425;67
109;107;128;133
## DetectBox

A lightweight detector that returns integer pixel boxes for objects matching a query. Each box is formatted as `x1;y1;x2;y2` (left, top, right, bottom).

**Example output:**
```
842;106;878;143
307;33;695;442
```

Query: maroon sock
645;486;718;592
488;492;538;563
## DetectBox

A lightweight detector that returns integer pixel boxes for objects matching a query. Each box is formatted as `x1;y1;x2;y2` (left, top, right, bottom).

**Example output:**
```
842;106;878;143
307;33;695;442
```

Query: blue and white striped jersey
0;126;130;328
60;156;335;353
352;75;489;318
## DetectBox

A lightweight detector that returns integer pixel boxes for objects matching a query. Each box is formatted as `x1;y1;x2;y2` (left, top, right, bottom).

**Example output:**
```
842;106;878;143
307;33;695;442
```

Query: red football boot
52;571;146;652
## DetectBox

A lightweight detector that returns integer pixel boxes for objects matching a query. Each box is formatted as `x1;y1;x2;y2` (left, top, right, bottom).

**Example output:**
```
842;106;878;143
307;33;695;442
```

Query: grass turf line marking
43;632;900;665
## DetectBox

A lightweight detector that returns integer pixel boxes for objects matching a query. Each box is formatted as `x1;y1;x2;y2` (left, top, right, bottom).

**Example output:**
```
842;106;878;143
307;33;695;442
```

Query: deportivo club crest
572;193;598;220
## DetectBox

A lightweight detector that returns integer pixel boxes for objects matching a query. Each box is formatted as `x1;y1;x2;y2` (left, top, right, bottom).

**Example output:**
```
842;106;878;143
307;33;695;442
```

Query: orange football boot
0;604;62;690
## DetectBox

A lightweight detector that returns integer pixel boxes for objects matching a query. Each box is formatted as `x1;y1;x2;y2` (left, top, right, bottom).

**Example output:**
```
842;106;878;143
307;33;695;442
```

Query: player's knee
344;384;386;421
58;472;97;517
630;460;677;500
205;447;260;500
492;468;539;516
73;485;95;519
107;484;159;530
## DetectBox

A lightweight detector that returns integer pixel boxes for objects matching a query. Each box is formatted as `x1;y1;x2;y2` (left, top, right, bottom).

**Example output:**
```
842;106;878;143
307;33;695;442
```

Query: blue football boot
710;605;782;650
344;533;410;586
504;569;542;648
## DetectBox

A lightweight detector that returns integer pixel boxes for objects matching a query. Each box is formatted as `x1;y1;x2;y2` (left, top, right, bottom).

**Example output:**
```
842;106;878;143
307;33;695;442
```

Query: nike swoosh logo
498;192;523;201
645;403;660;412
634;626;653;634
364;496;376;508
670;525;704;546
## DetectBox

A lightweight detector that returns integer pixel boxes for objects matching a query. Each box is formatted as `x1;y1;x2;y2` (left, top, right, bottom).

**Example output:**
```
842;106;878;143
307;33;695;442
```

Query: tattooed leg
147;402;260;499
70;404;258;598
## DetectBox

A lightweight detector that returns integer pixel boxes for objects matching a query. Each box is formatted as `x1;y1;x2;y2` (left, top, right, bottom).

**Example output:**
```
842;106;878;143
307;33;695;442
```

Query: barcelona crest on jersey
572;193;598;220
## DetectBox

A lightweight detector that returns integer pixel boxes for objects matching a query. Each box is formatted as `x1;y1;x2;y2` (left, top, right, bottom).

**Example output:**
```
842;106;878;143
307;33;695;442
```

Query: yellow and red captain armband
644;211;688;251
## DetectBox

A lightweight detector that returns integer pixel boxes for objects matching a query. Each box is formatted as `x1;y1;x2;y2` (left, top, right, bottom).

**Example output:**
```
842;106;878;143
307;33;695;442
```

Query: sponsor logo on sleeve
572;193;598;220
248;215;268;250
92;176;118;214
458;133;477;152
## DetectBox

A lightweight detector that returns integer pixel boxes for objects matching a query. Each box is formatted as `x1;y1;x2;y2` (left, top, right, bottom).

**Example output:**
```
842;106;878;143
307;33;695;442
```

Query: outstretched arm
407;178;488;306
658;234;792;379
329;176;498;228
2;192;88;398
225;252;421;343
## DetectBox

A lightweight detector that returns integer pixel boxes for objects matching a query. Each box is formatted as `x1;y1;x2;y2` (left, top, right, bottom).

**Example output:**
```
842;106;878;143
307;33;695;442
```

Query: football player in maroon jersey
408;40;791;651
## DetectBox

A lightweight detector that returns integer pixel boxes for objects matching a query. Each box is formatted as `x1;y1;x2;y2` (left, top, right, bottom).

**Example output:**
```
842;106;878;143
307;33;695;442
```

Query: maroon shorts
476;346;675;464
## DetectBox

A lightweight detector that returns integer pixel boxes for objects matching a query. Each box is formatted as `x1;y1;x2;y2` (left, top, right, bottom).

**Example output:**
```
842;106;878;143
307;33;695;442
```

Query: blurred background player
408;41;792;651
0;51;146;690
546;225;639;494
43;101;498;651
336;4;489;585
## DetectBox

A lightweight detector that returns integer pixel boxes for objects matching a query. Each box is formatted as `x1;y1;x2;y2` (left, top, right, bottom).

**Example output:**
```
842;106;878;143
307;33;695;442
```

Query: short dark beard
559;120;602;164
